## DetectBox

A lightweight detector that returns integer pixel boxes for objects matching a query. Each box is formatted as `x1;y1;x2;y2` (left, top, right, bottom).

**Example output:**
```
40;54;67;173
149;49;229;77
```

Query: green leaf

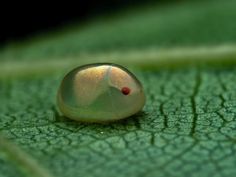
1;1;236;177
1;0;236;61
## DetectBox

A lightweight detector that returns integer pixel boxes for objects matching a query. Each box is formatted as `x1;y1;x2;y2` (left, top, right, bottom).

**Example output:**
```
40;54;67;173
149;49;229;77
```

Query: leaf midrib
1;44;236;79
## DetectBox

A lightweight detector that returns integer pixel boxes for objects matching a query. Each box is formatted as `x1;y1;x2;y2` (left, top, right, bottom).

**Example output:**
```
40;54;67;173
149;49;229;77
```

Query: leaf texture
1;68;236;177
1;0;236;177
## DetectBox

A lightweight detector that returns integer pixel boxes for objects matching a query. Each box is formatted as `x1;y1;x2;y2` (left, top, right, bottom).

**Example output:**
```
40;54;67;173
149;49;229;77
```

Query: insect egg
57;63;145;122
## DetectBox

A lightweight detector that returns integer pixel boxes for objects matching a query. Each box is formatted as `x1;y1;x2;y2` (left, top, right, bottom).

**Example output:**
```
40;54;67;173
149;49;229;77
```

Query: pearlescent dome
57;63;145;122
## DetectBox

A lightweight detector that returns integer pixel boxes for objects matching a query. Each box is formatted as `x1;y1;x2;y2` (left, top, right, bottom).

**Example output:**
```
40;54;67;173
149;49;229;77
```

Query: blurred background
1;0;164;46
1;0;236;66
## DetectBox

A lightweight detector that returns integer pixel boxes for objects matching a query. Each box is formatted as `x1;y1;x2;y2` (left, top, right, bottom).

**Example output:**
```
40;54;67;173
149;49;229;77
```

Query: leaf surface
1;1;236;177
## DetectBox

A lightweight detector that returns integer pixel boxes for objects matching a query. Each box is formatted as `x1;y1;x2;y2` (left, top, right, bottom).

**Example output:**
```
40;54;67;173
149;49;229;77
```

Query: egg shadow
53;105;147;130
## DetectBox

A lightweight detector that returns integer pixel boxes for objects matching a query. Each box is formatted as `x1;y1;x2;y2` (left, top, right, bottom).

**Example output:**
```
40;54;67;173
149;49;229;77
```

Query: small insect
57;63;145;122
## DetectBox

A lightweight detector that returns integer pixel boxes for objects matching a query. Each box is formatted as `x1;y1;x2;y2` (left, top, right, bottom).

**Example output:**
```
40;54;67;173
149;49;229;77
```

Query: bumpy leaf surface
1;0;236;177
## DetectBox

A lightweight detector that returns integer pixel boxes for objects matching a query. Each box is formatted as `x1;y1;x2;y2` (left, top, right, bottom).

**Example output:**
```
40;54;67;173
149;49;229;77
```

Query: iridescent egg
57;63;145;122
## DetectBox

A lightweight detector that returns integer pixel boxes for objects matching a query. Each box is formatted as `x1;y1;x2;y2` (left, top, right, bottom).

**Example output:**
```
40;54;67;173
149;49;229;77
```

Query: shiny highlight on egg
57;63;145;122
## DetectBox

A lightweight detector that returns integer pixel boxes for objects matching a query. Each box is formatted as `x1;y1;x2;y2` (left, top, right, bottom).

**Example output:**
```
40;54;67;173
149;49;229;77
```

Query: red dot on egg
121;87;131;95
